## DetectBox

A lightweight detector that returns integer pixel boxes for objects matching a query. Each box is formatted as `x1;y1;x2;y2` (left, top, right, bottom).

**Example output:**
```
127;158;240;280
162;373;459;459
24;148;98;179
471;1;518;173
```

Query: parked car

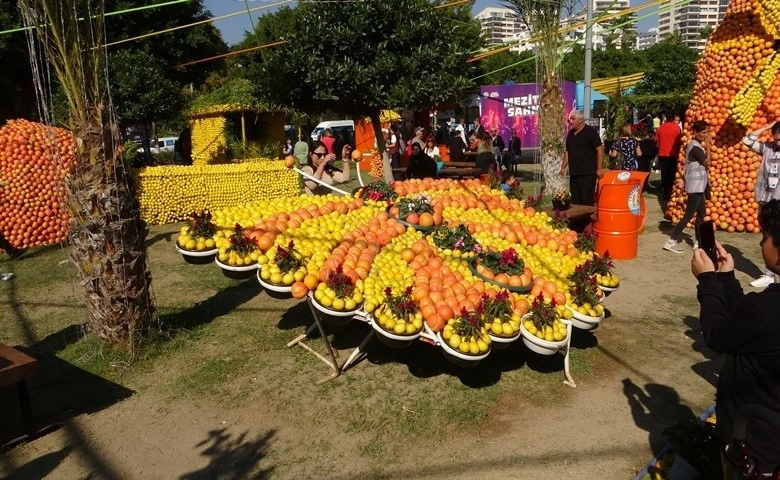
137;136;178;154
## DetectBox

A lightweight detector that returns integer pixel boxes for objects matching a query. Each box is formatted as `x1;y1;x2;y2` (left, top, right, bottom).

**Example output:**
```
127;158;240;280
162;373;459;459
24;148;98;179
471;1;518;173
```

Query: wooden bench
542;204;596;232
437;167;483;179
0;343;38;430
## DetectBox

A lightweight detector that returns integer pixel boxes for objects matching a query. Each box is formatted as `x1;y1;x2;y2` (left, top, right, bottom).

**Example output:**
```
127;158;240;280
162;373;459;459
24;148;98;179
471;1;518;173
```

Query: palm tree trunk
539;74;566;194
21;0;155;349
67;122;155;347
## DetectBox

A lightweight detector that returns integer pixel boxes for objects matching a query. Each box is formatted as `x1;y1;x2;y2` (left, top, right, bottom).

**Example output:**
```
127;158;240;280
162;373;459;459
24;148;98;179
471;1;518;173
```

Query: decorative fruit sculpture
260;239;306;286
482;290;521;337
667;0;780;232
217;223;259;267
0;119;76;250
522;293;568;342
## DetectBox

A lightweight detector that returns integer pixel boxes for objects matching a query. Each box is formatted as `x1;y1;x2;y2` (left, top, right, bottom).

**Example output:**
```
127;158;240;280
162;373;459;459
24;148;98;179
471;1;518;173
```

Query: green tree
20;0;156;349
251;0;481;182
631;35;698;97
477;50;537;85
108;48;186;129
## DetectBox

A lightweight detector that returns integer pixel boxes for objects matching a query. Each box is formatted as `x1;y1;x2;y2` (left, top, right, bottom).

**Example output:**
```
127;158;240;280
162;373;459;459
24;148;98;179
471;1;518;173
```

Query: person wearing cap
411;127;425;149
449;128;466;162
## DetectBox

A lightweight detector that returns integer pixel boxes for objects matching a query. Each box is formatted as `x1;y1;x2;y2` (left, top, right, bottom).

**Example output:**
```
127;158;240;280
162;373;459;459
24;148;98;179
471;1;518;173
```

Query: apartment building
474;7;531;49
568;0;637;50
636;28;658;50
657;0;728;51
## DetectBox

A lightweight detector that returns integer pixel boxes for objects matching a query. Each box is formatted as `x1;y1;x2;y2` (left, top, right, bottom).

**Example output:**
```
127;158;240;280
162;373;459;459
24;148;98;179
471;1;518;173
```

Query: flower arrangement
481;290;513;321
227;223;257;256
550;210;569;230
442;305;491;355
526;292;560;330
583;253;614;277
487;164;503;190
430;223;479;253
358;180;397;203
504;178;524;200
574;231;596;253
395;193;434;218
325;264;355;299
274;240;303;273
553;191;571;203
568;271;602;307
384;286;417;321
476;247;525;276
525;193;544;210
187;210;217;239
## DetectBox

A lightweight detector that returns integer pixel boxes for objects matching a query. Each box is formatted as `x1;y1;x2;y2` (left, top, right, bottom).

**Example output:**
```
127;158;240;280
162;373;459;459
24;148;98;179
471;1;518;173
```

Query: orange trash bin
593;170;650;260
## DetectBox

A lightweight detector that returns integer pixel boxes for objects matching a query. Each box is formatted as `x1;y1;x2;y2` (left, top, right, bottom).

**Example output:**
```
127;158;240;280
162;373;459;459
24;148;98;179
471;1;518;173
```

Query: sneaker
0;273;13;281
663;239;684;253
750;275;775;288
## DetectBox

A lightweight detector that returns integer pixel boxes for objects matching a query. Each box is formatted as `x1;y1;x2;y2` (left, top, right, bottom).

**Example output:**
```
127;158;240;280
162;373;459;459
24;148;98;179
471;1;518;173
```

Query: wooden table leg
16;380;34;431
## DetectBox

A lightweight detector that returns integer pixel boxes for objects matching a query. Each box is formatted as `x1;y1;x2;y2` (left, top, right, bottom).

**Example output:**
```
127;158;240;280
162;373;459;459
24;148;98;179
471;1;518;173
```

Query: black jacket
406;152;438;179
697;271;780;472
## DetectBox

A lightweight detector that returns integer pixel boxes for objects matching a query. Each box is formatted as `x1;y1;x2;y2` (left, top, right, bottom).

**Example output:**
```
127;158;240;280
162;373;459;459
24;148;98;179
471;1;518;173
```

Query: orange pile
667;0;780;232
0;119;76;249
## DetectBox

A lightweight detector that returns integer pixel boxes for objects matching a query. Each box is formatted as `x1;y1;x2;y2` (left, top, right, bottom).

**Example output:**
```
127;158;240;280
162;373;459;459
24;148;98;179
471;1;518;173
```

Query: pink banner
480;82;577;150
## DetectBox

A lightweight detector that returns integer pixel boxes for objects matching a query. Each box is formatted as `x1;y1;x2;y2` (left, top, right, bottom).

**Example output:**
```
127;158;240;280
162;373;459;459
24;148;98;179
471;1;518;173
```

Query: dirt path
1;186;765;480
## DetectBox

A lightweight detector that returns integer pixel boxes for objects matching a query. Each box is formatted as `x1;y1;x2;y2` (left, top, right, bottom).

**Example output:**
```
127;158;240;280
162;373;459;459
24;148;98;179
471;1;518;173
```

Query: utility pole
584;0;593;121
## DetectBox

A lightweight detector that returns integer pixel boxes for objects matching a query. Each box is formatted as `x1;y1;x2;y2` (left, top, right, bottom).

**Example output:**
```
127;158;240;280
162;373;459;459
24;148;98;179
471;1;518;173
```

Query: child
691;199;780;477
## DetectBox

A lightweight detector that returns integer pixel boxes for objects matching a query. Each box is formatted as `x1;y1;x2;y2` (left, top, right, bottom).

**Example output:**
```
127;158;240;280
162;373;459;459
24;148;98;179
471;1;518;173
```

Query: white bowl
214;258;258;279
309;292;361;325
566;305;605;330
436;332;490;367
519;318;567;355
367;314;421;348
257;274;293;293
487;329;521;349
175;245;218;264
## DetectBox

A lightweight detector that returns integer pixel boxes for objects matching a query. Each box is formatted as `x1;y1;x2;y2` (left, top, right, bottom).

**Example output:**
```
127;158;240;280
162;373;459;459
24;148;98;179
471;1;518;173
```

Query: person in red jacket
656;111;683;201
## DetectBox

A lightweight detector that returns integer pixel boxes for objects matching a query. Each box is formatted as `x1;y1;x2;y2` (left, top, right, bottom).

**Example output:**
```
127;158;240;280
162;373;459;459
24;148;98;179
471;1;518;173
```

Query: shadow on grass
145;230;176;248
180;428;275;480
723;243;763;279
156;281;263;335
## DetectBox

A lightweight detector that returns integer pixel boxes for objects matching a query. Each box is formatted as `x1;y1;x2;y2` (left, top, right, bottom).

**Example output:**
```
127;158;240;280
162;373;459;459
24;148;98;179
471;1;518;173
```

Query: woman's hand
609;148;617;158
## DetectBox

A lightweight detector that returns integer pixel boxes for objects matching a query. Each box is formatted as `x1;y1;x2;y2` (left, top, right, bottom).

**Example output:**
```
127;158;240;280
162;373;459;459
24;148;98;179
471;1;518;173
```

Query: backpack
396;134;405;156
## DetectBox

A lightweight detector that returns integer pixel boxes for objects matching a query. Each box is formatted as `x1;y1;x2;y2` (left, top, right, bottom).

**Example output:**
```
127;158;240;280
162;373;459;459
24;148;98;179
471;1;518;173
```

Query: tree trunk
539;74;566;195
369;112;394;183
67;121;155;348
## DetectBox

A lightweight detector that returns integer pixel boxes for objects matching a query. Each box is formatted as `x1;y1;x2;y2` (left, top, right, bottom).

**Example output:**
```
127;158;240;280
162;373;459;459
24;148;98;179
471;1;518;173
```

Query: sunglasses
312;151;326;158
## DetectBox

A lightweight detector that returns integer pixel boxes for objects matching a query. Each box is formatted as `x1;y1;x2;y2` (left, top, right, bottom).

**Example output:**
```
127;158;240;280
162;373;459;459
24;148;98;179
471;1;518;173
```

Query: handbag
609;139;624;170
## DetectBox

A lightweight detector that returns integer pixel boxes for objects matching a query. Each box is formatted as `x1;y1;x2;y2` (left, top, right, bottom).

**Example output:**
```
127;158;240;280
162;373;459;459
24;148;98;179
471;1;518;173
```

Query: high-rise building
657;0;728;51
636;28;658;50
474;7;531;49
568;0;637;50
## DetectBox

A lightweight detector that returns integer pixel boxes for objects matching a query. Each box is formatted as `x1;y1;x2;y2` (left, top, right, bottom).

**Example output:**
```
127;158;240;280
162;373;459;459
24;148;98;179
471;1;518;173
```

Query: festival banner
479;82;577;150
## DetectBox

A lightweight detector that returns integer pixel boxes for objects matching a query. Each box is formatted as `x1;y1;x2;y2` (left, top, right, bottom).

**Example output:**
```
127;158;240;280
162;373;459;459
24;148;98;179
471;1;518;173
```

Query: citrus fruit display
666;0;780;232
0;119;76;250
179;177;620;360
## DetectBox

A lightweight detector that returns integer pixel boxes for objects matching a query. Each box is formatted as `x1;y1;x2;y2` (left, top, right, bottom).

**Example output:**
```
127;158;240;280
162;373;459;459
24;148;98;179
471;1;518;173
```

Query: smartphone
697;220;718;266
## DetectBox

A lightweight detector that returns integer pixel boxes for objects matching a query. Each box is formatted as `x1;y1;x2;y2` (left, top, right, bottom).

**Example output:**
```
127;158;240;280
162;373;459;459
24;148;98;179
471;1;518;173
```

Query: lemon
185;239;197;250
319;295;333;308
332;297;345;311
270;272;283;284
344;298;357;310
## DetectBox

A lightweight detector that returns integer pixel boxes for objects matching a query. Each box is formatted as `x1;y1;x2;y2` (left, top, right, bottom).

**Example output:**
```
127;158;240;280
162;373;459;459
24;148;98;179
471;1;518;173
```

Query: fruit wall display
666;0;780;232
190;114;228;166
0;119;76;250
134;162;300;225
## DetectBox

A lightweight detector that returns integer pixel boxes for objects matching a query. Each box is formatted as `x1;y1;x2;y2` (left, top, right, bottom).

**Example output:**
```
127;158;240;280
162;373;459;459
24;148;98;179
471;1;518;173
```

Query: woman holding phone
664;120;711;253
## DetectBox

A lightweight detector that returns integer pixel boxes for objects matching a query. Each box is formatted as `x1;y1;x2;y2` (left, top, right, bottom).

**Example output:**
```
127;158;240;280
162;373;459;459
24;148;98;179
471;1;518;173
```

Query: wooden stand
0;343;38;432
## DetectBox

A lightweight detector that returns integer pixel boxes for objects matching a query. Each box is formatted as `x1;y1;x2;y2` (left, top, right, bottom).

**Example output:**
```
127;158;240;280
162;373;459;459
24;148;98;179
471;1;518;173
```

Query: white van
136;136;178;154
310;120;354;142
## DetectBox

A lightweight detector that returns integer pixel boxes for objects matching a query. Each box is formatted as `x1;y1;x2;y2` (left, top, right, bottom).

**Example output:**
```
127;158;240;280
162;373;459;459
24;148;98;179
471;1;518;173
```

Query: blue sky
202;0;657;46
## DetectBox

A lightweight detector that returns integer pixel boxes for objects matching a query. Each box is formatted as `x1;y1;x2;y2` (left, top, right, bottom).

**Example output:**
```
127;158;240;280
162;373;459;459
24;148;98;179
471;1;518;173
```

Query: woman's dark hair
692;120;710;133
771;123;780;136
759;200;780;247
412;142;422;152
307;140;328;167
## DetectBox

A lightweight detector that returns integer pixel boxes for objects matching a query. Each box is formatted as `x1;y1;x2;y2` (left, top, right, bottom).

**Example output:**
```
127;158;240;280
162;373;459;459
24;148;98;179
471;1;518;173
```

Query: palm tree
19;0;155;349
503;0;570;194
